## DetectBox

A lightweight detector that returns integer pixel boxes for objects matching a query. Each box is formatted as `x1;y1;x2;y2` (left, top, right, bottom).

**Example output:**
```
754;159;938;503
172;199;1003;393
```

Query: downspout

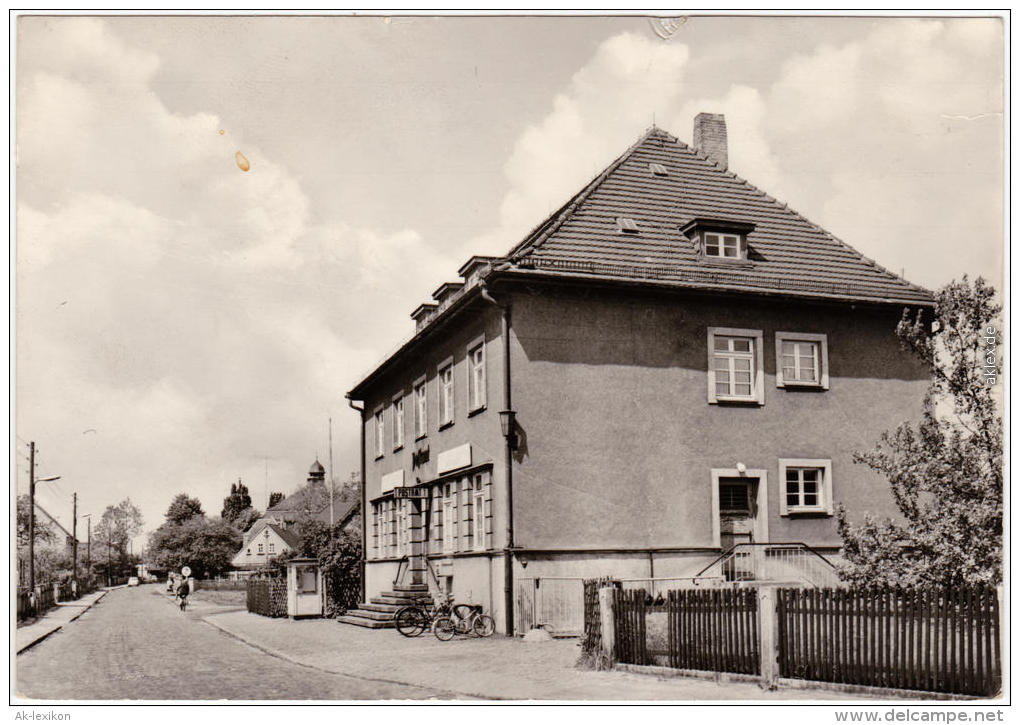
479;283;515;636
347;395;366;603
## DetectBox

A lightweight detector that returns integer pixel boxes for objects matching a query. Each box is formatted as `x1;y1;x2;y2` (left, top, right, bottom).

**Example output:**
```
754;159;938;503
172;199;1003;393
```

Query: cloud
472;32;693;255
471;21;1001;288
759;18;1003;287
16;18;455;530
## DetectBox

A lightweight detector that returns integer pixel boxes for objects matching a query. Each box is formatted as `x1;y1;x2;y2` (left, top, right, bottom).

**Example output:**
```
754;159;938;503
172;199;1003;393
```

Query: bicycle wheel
472;613;495;637
179;597;187;612
394;606;427;637
433;616;456;641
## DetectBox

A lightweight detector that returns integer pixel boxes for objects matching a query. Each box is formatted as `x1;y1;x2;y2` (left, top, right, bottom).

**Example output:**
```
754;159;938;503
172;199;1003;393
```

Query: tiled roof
347;124;933;399
504;127;932;306
266;523;302;551
266;482;360;528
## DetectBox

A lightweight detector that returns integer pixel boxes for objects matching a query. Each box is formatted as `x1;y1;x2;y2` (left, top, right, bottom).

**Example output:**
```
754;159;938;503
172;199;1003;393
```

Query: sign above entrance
437;443;471;474
393;486;429;499
381;469;405;493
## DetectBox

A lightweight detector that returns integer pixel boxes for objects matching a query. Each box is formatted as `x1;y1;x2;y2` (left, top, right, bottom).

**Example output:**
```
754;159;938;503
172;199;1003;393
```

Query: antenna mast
328;417;335;528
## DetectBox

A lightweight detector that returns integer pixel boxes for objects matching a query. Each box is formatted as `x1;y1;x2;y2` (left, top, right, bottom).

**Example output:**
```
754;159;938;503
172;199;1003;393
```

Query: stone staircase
337;583;432;629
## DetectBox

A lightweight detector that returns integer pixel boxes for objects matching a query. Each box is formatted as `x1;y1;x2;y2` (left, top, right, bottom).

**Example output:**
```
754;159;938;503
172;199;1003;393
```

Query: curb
16;590;108;655
613;663;978;701
200;615;496;700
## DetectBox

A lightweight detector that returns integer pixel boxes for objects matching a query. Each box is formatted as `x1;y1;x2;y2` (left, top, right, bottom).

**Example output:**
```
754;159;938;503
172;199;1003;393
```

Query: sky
14;13;1004;548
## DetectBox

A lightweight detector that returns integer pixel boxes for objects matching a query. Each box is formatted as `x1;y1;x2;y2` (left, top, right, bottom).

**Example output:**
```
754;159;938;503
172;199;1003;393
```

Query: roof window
649;162;668;177
616;217;639;234
680;218;756;262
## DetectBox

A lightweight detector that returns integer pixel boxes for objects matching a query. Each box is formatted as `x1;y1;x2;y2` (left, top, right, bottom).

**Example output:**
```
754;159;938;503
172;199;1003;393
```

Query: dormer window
616;217;639;234
681;218;755;262
704;232;743;259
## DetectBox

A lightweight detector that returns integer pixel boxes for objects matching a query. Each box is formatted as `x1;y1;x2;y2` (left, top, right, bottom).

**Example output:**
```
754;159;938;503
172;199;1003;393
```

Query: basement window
616;217;639;234
649;162;668;177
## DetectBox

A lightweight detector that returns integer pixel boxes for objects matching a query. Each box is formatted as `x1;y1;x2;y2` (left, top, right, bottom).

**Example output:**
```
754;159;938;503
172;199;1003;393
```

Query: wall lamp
498;410;518;450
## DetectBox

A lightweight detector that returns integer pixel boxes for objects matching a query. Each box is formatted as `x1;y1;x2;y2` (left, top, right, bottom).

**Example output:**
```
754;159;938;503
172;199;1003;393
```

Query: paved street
15;585;446;700
17;584;870;701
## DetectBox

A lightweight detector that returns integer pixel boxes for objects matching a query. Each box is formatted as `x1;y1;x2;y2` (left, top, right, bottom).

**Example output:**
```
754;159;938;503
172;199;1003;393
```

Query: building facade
346;115;934;634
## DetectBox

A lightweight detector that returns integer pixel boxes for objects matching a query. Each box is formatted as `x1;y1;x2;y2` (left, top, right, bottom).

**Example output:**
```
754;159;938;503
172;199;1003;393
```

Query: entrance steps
337;583;433;630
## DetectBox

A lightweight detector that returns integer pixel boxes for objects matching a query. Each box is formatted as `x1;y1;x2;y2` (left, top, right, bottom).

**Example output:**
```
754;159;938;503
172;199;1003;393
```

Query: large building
345;115;933;634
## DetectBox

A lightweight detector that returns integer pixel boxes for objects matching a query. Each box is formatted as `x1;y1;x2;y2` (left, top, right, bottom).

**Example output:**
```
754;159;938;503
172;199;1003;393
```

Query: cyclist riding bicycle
176;578;190;611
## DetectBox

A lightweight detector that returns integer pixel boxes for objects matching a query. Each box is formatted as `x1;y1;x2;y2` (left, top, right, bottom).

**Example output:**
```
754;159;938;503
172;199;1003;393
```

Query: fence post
599;586;616;665
758;585;779;689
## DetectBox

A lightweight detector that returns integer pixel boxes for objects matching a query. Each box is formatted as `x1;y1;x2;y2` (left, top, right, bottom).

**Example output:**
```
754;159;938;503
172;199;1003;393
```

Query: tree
232;506;262;532
16;494;55;548
93;499;144;584
838;276;1003;587
268;491;284;509
292;519;362;615
221;480;253;522
165;494;204;524
148;516;241;577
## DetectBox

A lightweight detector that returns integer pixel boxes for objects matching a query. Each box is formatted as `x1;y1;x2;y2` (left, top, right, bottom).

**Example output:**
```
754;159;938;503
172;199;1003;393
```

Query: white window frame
439;362;455;426
778;458;833;515
374;409;385;458
709;468;769;548
395;500;409;557
703;231;746;259
707;327;765;405
268;542;275;554
775;332;829;389
372;504;381;558
414;378;427;439
257;543;264;554
467;338;486;413
392;396;405;450
472;479;486;552
442;497;455;553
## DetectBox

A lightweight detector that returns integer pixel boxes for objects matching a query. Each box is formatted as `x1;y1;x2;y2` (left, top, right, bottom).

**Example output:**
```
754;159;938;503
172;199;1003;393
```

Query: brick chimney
693;112;727;169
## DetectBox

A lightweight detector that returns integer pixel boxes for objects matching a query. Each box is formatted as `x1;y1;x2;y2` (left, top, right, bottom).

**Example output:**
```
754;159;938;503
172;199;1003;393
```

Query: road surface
16;585;445;700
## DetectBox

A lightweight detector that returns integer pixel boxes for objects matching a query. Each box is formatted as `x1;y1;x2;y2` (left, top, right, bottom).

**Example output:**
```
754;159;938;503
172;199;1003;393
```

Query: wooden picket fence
778;585;1001;697
667;588;759;675
614;589;649;665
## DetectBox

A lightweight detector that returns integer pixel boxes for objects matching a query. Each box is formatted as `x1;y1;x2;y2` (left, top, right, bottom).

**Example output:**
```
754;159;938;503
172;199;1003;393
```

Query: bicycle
394;594;452;637
433;603;495;641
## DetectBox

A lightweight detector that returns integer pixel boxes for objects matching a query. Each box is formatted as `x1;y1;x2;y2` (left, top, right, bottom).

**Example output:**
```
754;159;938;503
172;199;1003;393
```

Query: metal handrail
694;541;837;579
392;555;409;588
423;556;442;592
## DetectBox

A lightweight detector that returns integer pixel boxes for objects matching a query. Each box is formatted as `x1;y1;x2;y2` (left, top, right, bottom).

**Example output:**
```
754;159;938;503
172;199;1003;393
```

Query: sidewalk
203;610;865;701
16;589;109;654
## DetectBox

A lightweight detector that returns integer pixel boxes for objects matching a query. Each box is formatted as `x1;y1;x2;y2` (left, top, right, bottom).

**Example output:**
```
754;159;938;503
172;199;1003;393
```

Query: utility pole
26;442;60;592
72;492;78;583
28;442;35;592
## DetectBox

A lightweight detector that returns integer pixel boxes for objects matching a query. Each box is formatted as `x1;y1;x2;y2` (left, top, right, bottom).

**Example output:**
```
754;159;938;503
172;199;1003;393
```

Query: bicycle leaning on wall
432;602;495;640
393;594;452;637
